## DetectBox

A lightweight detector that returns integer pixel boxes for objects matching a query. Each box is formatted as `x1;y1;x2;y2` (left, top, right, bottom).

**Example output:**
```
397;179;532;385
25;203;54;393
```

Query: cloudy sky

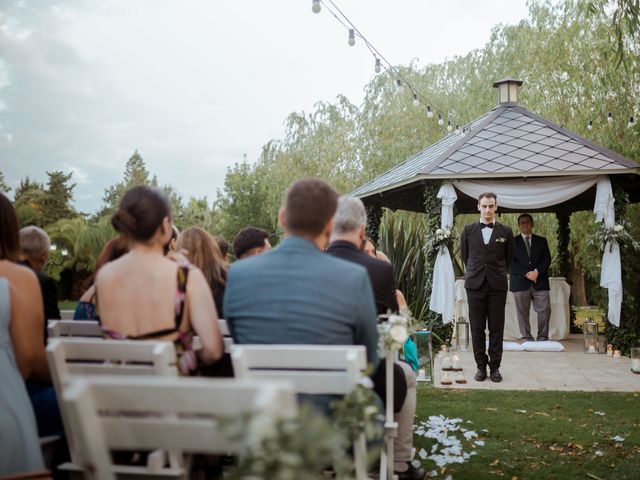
0;0;530;213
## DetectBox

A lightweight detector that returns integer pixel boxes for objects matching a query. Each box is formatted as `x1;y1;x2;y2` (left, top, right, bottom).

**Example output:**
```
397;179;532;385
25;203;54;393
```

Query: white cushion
485;341;524;351
521;341;564;352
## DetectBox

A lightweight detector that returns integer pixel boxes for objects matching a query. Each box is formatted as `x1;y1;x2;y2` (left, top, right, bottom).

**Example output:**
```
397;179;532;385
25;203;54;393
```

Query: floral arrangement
425;226;455;257
331;383;384;444
377;308;418;356
589;221;640;253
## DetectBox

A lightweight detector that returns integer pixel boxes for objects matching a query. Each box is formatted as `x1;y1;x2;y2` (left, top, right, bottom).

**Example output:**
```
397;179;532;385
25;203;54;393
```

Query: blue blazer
224;236;379;367
509;234;551;292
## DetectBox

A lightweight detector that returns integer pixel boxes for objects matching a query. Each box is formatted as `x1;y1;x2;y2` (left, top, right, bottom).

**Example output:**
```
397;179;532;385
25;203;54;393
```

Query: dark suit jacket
325;240;399;315
509;234;551;292
460;221;514;291
19;260;60;343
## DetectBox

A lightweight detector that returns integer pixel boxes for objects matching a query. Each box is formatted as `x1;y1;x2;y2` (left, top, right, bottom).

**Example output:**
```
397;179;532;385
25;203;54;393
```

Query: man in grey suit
509;213;552;341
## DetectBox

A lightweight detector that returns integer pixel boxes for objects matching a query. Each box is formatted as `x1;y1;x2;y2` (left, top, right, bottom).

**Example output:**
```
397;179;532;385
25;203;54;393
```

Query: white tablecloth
454;278;571;340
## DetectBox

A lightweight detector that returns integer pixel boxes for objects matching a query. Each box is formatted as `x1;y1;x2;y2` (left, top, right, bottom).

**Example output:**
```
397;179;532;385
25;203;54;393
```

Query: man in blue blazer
224;177;379;376
509;213;552;341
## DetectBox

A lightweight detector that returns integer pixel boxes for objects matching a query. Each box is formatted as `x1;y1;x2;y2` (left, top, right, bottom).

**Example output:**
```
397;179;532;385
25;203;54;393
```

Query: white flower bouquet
425;226;455;256
377;309;418;356
589;221;640;253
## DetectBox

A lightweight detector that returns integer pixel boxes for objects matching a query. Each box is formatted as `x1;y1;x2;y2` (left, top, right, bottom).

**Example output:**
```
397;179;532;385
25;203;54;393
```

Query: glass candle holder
631;347;640;374
583;319;599;354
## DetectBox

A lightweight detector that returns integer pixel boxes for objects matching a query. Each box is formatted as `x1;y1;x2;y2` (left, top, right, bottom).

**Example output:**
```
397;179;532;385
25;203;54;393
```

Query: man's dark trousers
466;278;507;371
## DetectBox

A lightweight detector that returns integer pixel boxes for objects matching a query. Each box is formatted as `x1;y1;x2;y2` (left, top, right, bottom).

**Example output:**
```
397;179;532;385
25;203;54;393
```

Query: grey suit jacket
224;236;379;367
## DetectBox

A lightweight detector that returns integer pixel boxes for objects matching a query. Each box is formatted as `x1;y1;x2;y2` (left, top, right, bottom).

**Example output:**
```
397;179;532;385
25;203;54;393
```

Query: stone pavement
432;335;640;391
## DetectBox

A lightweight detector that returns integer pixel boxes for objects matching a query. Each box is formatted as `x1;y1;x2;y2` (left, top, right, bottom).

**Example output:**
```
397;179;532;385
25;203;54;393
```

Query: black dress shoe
474;368;487;381
394;462;426;480
490;369;502;382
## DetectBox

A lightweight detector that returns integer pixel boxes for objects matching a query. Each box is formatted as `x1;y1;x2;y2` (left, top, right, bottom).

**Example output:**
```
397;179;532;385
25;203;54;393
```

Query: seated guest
18;225;61;329
232;226;271;259
213;234;229;264
326;197;424;479
96;186;224;374
163;224;179;255
225;178;378;388
73;235;130;320
0;194;50;471
176;227;227;318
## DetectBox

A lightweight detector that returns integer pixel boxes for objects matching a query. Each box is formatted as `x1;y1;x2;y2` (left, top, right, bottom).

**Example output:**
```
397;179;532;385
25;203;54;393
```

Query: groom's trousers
466;277;507;371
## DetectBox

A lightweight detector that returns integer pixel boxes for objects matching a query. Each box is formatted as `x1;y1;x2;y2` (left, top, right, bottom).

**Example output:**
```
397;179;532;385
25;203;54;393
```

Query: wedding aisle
433;335;640;392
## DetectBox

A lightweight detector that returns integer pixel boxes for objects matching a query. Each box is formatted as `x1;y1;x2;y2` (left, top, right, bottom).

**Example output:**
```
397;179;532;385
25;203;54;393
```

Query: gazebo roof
351;100;638;209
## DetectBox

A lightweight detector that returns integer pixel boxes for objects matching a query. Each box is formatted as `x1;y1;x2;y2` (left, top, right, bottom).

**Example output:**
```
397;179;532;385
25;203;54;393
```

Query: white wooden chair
193;318;234;353
62;376;297;480
47;320;103;339
230;344;370;480
46;338;179;477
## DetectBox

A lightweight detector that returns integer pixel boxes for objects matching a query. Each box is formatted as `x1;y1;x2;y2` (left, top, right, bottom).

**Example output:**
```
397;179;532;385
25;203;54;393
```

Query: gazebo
351;79;639;333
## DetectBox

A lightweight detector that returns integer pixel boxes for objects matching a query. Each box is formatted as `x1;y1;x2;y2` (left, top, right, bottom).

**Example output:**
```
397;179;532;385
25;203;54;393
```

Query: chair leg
353;433;367;480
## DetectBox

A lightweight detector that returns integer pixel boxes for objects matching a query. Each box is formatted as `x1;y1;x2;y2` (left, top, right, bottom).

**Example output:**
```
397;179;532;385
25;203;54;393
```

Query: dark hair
111;186;171;242
518;213;533;224
85;236;130;288
233;227;269;259
177;227;227;295
284;178;338;236
478;192;497;202
213;235;228;258
0;192;20;261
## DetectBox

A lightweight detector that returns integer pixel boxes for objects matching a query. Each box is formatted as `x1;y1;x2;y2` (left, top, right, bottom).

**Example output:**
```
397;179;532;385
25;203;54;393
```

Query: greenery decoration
589;221;640;253
424;226;456;257
330;384;384;444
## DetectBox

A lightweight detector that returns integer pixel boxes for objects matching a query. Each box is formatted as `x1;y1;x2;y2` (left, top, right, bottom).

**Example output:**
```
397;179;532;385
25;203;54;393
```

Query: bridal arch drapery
429;175;622;326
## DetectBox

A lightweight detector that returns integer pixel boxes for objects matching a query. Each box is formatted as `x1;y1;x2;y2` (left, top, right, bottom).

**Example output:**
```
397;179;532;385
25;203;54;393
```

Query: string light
447;120;453;132
587;120;593;130
426;106;433;118
374;57;381;73
455;124;460;135
348;29;355;46
311;0;321;14
628;116;635;128
438;113;443;126
395;79;404;94
607;112;613;125
413;94;420;107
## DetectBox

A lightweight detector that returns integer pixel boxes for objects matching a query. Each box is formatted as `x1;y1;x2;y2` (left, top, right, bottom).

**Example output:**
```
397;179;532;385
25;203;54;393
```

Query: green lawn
414;386;639;479
58;300;77;311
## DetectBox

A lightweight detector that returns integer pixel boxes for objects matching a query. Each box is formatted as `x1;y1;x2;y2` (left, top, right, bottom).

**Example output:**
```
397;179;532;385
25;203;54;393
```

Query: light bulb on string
607;112;613;125
437;113;443;126
447;120;453;132
348;29;355;46
628;116;635;128
455;124;460;135
426;106;433;118
413;94;420;107
395;79;404;94
587;120;593;130
311;0;321;14
374;57;381;73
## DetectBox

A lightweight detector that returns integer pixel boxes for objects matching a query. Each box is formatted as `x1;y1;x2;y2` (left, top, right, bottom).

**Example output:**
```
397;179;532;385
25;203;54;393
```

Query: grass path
414;386;639;479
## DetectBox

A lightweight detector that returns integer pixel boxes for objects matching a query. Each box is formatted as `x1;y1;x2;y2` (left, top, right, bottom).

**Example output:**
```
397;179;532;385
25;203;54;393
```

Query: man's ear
477;202;481;213
324;217;335;239
359;224;366;240
278;207;286;230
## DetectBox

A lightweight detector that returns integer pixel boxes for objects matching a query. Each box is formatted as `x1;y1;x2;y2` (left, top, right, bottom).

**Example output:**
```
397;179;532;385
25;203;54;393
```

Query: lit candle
452;354;462;370
631;359;640;373
442;355;453;370
455;372;467;384
418;368;426;379
607;344;614;357
613;350;622;358
588;345;596;353
441;372;452;385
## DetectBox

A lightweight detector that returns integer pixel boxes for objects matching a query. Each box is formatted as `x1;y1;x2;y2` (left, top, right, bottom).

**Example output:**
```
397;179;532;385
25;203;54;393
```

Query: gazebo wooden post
556;210;572;280
365;203;383;246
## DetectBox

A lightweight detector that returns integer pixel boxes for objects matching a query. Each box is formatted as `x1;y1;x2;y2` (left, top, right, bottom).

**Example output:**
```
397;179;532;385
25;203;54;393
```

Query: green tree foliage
13;177;46;227
0;172;10;193
589;0;640;64
42;170;76;224
175;196;218;232
101;150;152;214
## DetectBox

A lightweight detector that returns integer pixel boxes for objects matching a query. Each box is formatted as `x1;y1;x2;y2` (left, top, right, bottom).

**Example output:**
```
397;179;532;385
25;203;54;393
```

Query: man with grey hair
19;226;61;324
326;196;424;480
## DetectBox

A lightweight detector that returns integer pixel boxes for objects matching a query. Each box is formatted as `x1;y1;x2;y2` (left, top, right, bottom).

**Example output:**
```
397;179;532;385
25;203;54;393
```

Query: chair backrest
63;376;297;480
230;344;367;395
47;320;103;338
46;338;179;465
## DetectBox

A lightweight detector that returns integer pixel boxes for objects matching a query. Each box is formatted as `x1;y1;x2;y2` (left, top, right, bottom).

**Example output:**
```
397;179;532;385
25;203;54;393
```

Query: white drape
594;176;622;327
429;183;457;324
454;176;599;209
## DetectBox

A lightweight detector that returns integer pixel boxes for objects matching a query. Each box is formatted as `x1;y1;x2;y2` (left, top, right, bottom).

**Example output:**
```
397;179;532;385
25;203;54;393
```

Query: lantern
454;316;470;352
631;348;640;374
412;330;433;383
583;319;599;354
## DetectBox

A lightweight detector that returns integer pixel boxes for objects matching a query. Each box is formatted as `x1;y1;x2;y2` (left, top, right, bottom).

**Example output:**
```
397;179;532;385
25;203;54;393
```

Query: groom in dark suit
460;192;514;382
509;213;552;341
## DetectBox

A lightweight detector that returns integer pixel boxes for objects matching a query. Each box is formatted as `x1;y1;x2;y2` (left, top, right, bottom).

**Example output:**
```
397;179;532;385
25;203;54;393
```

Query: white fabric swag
428;175;621;327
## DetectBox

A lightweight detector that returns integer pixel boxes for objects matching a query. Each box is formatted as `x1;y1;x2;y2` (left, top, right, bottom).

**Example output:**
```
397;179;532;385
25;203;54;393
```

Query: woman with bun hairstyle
95;186;224;373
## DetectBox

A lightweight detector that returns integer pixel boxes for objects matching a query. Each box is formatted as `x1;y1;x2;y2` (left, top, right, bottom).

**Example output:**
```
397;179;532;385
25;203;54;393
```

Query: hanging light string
314;0;460;130
313;1;637;133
